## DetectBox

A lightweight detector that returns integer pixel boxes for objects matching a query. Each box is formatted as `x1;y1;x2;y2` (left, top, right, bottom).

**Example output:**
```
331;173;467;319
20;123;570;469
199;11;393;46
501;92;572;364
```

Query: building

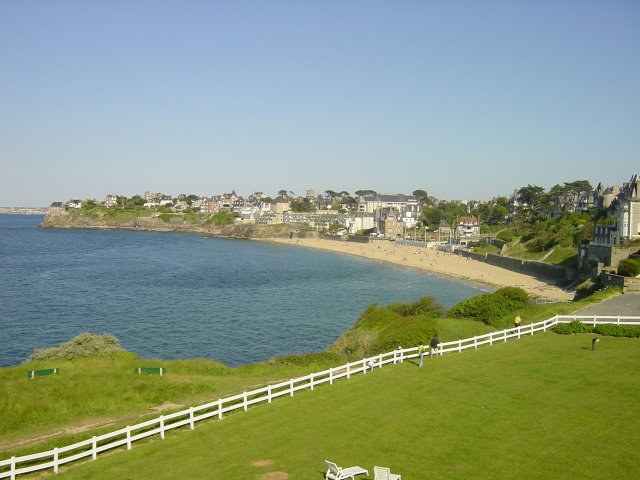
357;194;420;215
105;194;118;207
579;174;640;274
456;215;480;239
49;202;65;213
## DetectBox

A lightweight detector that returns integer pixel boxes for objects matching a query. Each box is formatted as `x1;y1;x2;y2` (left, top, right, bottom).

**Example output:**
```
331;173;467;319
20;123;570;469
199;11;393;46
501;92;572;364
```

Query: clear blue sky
1;1;638;206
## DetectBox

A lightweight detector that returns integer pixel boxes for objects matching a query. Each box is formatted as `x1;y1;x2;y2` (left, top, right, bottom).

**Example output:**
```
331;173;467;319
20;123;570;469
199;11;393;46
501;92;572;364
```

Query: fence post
517;326;521;339
290;380;294;397
243;392;248;411
310;373;314;391
530;323;534;336
489;332;493;346
329;368;333;385
92;436;97;460
267;385;272;403
400;349;404;363
379;353;383;367
459;339;463;352
347;363;351;379
217;400;223;420
10;456;15;480
504;330;507;342
160;416;165;439
53;448;59;473
126;426;132;450
617;315;621;325
189;407;194;430
474;336;478;350
593;315;597;327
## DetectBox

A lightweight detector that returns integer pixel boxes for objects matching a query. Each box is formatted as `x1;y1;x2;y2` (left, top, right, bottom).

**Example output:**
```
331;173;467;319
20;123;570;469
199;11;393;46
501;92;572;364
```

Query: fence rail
2;314;639;478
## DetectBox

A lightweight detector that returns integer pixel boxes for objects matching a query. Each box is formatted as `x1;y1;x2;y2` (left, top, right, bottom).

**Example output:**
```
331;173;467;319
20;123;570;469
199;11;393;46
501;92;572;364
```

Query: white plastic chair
325;460;369;479
374;465;402;480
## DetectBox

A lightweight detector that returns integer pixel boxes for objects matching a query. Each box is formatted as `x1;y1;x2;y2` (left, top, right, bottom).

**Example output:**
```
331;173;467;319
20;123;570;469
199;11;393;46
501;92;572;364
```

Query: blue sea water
0;215;487;367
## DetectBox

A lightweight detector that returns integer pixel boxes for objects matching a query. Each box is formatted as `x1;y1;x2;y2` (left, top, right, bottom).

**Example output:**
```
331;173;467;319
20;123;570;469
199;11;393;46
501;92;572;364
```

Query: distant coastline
0;208;48;215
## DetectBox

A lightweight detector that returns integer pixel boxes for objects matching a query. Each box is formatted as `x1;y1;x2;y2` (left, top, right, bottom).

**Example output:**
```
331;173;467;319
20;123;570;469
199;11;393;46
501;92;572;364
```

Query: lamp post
591;337;600;351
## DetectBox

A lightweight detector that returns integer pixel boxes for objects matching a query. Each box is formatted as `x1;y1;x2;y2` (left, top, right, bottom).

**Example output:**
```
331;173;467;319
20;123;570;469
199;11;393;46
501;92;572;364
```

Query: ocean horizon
0;214;489;368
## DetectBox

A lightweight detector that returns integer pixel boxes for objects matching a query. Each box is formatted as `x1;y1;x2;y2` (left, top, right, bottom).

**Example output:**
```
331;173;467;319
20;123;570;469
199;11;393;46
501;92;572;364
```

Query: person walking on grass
430;336;440;358
418;343;425;367
515;314;522;329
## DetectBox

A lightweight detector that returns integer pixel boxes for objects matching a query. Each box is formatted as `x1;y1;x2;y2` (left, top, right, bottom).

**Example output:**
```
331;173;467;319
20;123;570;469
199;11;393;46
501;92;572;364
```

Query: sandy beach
265;237;574;301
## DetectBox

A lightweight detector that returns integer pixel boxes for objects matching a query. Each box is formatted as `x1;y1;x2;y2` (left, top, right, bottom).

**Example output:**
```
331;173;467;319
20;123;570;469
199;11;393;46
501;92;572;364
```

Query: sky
1;1;638;206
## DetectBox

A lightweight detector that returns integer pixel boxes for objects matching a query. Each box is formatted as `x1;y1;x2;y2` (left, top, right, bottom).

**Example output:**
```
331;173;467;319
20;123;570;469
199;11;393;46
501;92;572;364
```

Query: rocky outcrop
40;211;307;239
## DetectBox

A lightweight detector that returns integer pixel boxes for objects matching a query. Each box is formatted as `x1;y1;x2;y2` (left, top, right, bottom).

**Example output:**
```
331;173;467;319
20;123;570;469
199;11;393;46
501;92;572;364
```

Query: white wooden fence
2;314;639;479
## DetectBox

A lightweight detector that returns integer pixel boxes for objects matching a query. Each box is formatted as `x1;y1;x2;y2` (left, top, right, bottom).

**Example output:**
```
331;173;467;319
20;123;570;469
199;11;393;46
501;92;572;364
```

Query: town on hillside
47;174;640;277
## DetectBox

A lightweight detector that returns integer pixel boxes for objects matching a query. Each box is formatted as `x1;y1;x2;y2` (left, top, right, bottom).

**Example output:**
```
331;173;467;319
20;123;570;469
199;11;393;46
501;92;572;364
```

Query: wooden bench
27;368;59;379
135;367;167;376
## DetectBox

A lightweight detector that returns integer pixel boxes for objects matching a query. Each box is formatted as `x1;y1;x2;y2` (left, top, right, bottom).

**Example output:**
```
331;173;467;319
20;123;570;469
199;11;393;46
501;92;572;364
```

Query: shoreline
38;215;573;301
261;237;574;301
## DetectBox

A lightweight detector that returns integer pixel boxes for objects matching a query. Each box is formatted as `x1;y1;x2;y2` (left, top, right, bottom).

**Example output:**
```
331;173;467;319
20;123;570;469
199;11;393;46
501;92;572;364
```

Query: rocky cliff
41;211;307;239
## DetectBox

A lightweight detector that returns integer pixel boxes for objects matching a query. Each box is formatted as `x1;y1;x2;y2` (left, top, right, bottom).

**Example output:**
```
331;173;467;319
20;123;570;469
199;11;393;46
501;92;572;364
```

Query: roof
458;215;479;225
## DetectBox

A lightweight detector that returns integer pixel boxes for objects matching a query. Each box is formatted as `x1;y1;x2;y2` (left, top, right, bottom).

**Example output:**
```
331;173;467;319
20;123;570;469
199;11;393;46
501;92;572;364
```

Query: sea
0;215;488;368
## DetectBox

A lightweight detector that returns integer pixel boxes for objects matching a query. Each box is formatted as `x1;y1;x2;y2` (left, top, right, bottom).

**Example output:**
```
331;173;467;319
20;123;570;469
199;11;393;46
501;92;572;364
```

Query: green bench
135;367;167;376
27;368;59;379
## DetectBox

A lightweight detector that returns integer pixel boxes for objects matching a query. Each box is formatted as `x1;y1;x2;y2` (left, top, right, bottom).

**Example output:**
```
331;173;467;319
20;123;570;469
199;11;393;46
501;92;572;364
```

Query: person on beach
430;336;440;358
418;343;425;367
515;314;522;329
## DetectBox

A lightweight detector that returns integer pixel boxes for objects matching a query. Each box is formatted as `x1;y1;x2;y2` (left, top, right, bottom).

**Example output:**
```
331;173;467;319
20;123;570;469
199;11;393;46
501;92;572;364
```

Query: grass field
45;333;640;480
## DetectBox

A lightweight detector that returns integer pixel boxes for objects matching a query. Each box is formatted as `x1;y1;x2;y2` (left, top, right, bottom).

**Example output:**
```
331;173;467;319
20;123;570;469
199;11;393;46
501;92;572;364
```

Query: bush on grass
448;287;528;326
573;278;601;300
552;321;593;335
389;296;445;318
271;352;342;367
617;258;640;277
592;324;640;338
28;333;134;361
494;287;529;305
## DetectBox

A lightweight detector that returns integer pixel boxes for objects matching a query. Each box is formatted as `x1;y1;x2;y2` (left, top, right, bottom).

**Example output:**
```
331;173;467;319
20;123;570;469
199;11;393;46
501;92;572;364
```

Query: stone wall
601;272;640;292
457;251;572;282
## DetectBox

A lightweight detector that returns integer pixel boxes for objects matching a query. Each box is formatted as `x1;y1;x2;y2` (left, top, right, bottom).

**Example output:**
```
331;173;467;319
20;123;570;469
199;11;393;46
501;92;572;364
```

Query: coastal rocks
40;211;305;239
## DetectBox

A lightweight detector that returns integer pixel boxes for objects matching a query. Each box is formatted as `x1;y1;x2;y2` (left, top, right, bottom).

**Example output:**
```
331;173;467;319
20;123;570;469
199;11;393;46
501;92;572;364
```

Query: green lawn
0;357;343;454
47;333;640;480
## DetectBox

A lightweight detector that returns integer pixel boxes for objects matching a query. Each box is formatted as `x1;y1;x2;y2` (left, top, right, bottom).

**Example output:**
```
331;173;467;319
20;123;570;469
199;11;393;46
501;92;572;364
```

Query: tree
277;190;288;197
516;185;551;221
290;198;315;213
130;195;146;206
185;194;199;207
355;189;377;197
420;207;442;229
487;205;509;225
324;190;338;201
412;189;430;205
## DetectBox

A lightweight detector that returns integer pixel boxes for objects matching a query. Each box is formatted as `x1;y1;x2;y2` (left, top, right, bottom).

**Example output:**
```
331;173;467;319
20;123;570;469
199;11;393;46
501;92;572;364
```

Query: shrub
370;317;437;354
494;287;529;306
388;296;444;318
552;321;592;335
448;290;523;326
592;324;640;338
272;351;342;367
617;258;640;277
573;278;600;300
28;333;133;361
497;229;516;242
409;296;445;318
